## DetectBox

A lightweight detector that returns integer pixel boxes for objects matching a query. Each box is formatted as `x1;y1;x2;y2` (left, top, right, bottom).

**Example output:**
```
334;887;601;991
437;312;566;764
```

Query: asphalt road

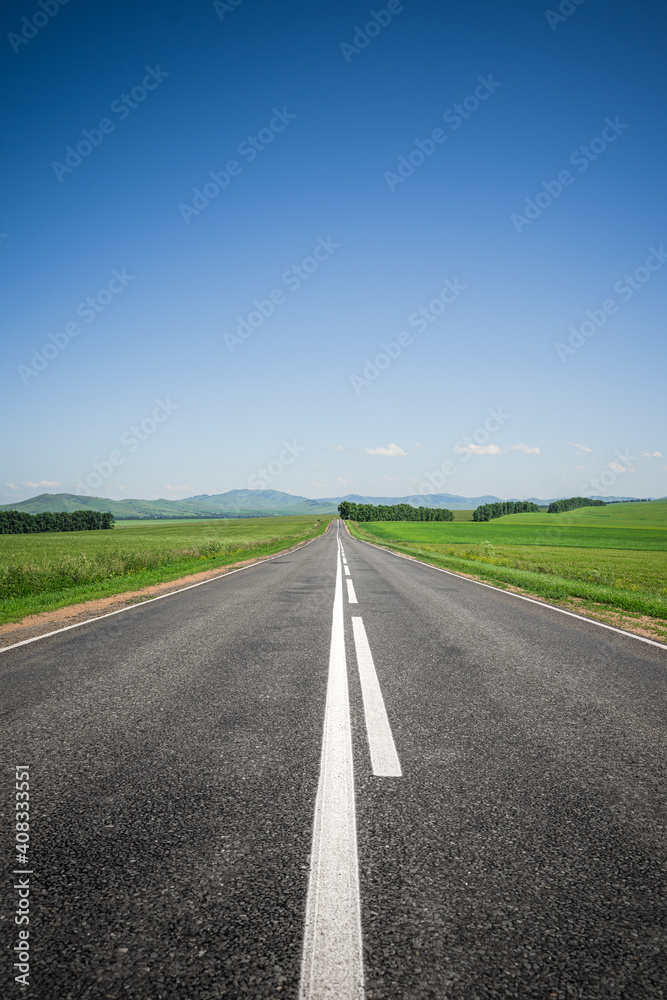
1;521;665;999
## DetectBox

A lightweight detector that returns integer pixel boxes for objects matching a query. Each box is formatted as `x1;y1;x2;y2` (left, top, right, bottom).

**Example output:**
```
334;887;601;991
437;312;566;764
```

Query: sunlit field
348;502;667;624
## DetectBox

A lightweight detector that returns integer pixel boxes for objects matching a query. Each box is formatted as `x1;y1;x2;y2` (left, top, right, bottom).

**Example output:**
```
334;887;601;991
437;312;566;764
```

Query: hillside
495;499;667;529
0;491;337;519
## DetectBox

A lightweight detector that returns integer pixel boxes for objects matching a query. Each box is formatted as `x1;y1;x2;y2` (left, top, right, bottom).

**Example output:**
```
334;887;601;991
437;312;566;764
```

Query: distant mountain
193;490;336;514
0;491;337;519
0;490;657;519
323;492;505;510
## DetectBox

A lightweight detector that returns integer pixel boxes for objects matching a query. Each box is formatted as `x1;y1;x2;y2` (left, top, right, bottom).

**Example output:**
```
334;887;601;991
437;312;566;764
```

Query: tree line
472;500;540;522
548;497;606;513
0;510;115;534
338;502;454;522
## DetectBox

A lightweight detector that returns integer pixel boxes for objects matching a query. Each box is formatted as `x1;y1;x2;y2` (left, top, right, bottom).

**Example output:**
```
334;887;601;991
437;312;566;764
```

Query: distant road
2;521;665;998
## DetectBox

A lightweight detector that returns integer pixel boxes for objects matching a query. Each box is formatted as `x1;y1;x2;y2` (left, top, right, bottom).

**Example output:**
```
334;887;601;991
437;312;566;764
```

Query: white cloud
337;477;353;486
570;442;593;454
455;443;503;455
25;480;61;488
6;482;19;490
365;443;408;456
607;462;634;474
509;443;540;455
331;444;344;452
641;451;664;458
414;442;423;449
454;442;539;457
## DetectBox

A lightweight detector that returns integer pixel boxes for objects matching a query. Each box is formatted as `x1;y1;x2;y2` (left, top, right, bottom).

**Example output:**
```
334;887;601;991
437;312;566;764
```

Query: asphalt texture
1;521;665;999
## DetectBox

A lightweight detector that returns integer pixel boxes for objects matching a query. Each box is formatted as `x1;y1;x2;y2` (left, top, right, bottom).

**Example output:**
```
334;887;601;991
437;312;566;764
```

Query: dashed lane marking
352;617;402;777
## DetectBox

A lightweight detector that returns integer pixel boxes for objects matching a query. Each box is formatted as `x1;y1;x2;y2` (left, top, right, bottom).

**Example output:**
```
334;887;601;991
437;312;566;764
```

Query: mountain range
0;490;656;519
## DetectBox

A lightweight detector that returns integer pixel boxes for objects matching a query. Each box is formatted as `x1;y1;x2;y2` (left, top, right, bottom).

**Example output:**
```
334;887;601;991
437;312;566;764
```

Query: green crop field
451;509;475;521
347;501;667;635
351;502;667;551
0;516;332;624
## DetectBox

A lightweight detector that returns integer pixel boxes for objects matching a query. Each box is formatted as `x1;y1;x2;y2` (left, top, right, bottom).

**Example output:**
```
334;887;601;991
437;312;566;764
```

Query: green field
451;509;474;521
348;501;667;629
0;516;332;624
352;502;667;551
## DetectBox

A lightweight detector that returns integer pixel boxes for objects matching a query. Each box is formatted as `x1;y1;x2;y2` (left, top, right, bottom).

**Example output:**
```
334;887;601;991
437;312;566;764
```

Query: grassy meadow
348;501;667;635
0;516;331;624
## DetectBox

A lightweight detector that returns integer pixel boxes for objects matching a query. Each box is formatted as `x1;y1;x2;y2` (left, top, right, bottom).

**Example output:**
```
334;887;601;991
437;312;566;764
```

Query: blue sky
1;0;665;504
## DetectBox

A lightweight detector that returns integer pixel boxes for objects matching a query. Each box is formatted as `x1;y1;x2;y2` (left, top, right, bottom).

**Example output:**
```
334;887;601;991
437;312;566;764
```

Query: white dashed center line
351;617;402;777
299;536;364;1000
346;578;358;604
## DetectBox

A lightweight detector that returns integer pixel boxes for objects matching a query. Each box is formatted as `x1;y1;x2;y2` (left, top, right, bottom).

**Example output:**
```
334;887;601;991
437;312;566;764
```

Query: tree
338;502;453;522
548;497;606;513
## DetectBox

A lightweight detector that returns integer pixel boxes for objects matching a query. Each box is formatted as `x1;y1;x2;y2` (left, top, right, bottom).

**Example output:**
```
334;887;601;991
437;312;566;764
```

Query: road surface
1;521;665;998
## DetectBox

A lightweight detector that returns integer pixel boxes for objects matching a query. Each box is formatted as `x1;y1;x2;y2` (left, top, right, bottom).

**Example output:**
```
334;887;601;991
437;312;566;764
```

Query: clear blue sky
2;0;665;503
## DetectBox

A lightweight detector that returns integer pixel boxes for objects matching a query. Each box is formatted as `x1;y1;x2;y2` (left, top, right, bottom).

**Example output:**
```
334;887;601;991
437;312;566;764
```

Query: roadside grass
347;515;667;623
0;516;331;623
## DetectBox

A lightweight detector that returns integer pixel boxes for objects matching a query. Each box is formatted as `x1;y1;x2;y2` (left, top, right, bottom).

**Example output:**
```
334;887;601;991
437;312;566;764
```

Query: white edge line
345;529;667;651
0;533;324;654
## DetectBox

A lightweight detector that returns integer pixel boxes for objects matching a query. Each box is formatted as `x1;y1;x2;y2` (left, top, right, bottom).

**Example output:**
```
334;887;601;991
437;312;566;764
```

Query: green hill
495;500;667;529
0;491;337;519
